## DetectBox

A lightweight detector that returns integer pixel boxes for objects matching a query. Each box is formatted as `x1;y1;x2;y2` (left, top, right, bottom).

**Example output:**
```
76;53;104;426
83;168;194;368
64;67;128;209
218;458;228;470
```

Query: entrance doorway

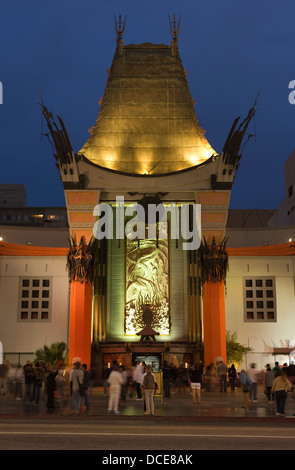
133;354;161;372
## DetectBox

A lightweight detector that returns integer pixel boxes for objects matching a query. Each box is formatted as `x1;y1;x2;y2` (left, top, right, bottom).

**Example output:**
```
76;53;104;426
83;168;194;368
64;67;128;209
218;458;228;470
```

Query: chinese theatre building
39;18;257;374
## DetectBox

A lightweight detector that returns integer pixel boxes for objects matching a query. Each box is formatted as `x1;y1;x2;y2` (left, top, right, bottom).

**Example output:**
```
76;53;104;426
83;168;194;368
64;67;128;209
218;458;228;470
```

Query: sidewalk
1;385;295;421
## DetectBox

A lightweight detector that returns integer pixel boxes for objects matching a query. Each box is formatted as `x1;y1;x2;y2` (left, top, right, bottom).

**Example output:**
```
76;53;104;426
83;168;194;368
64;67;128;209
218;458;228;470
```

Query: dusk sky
1;0;295;210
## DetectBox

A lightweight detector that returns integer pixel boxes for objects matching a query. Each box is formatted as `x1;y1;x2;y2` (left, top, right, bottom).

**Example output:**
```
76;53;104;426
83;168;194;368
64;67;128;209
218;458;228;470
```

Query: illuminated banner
125;238;170;336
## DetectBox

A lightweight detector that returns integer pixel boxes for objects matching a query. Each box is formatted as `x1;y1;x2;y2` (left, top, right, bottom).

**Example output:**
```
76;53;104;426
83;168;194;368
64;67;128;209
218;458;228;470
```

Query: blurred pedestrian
45;363;58;410
0;360;8;396
189;363;202;404
15;364;23;400
282;363;288;374
107;364;123;414
272;370;292;416
247;363;258;402
228;364;237;391
119;365;127;402
55;363;66;412
176;363;188;393
133;361;144;400
143;365;156;415
70;362;84;414
273;362;281;378
126;368;135;398
162;361;171;398
287;362;295;393
102;365;109;396
6;363;16;397
239;369;252;409
82;364;90;414
23;361;35;402
217;360;227;392
33;362;44;405
170;363;177;391
198;361;204;388
205;364;214;392
264;365;275;404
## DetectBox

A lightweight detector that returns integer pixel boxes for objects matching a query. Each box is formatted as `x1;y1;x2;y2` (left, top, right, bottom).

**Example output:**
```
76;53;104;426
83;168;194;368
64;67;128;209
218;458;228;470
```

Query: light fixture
289;238;292;242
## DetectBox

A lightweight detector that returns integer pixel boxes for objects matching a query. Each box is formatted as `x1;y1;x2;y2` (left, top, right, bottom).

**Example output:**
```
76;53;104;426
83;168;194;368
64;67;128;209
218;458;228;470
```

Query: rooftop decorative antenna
168;13;181;41
114;14;127;41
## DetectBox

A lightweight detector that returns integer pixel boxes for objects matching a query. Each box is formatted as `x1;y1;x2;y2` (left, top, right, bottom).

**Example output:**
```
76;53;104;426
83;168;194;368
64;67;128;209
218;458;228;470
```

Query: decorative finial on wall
114;14;127;41
168;13;181;41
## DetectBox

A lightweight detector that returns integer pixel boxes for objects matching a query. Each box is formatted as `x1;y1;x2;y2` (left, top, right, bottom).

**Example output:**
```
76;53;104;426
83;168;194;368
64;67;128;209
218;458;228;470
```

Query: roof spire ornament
168;13;181;41
114;14;126;41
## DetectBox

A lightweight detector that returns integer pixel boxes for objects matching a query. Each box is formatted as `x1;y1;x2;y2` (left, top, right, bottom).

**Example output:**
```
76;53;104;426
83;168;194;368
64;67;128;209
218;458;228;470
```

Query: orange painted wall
203;280;227;367
68;281;92;369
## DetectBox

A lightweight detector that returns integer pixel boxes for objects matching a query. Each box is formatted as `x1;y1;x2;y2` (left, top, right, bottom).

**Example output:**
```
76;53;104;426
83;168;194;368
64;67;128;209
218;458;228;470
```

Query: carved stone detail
199;236;228;285
67;236;95;284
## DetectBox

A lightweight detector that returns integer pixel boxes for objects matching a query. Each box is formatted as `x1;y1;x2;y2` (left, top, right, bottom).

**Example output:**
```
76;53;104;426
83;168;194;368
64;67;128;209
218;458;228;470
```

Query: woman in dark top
189;364;202;404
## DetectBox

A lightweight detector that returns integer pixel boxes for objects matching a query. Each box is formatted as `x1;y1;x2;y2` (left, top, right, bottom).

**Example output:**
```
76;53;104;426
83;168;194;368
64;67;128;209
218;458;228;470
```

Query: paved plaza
1;384;295;421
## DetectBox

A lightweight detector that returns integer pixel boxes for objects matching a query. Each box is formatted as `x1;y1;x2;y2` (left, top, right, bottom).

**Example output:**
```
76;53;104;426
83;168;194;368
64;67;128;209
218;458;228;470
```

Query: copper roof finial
168;13;181;41
114;14;126;41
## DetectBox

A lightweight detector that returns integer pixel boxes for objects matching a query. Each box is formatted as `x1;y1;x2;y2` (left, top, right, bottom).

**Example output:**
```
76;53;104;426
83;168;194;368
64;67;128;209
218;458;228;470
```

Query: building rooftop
227;209;276;228
78;42;217;175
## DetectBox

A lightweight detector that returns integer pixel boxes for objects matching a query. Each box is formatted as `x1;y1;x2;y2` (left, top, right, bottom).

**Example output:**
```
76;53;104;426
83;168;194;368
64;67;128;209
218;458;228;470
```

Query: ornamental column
199;237;228;367
67;236;95;369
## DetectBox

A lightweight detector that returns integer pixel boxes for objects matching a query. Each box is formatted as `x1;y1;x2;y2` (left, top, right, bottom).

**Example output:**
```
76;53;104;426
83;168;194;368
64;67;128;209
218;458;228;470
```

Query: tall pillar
67;236;95;370
68;281;92;369
199;237;228;366
202;280;226;367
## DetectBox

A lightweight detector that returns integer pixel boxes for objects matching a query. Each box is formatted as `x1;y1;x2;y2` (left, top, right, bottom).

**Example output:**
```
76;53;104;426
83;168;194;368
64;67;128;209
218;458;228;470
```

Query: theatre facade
1;21;295;376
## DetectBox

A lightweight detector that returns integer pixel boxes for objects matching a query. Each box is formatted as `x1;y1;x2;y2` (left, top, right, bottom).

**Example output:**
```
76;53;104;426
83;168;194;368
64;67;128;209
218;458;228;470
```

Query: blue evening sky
0;0;294;210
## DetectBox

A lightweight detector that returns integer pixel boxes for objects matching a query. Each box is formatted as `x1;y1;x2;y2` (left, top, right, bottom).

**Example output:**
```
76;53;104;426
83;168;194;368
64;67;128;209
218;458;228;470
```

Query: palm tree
34;342;68;366
226;331;252;366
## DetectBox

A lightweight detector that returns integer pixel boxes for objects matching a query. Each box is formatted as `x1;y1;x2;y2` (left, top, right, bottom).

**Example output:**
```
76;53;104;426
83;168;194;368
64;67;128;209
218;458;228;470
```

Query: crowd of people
111;359;295;416
236;361;295;415
1;358;295;416
0;359;90;414
104;359;228;412
105;361;158;415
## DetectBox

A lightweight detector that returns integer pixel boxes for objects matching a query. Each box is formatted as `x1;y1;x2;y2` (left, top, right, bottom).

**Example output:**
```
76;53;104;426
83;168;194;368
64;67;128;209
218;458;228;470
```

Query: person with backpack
143;365;157;415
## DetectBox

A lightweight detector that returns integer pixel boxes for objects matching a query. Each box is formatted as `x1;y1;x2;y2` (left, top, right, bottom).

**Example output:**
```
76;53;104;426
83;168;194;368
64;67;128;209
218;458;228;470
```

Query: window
19;278;52;321
243;277;276;322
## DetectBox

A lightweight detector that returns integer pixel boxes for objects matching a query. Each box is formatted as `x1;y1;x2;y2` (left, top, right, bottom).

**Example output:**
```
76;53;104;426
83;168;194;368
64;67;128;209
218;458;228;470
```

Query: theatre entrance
132;354;162;372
